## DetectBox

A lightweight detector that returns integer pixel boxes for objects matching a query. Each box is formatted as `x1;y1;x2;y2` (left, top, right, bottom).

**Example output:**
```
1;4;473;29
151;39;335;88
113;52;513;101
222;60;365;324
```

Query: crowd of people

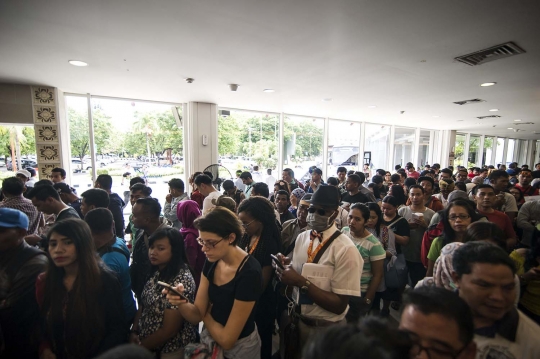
1;161;540;359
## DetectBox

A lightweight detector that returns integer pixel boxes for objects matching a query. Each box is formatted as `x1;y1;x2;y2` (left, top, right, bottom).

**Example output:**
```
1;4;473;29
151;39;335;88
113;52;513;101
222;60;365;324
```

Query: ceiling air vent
477;115;501;119
454;98;485;106
513;122;535;125
455;42;526;66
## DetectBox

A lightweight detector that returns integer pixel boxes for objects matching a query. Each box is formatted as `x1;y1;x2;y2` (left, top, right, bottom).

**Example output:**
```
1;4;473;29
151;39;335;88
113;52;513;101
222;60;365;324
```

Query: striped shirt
347;232;386;291
0;195;41;234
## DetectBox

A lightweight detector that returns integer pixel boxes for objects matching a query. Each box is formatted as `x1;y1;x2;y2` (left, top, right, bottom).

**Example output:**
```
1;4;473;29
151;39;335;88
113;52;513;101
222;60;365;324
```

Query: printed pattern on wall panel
31;86;62;178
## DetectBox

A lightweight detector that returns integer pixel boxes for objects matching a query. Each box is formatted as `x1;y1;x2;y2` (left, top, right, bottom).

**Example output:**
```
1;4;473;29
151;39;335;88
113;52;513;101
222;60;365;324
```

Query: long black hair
366;202;383;238
42;218;106;358
148;228;191;284
389;185;406;207
237;196;281;262
440;199;480;247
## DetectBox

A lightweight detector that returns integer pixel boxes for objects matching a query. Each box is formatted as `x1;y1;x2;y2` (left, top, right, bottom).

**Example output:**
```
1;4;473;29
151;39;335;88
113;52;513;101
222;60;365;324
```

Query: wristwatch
364;297;372;305
300;279;311;294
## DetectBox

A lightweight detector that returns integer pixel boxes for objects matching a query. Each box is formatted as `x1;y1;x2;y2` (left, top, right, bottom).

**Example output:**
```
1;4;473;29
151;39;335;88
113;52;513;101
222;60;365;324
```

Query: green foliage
68;108;114;160
455;136;494;167
0;125;35;162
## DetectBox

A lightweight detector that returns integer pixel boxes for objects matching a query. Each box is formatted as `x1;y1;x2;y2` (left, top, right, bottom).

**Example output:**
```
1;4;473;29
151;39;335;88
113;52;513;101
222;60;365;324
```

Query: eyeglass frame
308;206;333;216
197;237;226;248
405;330;470;359
448;214;470;222
242;219;256;229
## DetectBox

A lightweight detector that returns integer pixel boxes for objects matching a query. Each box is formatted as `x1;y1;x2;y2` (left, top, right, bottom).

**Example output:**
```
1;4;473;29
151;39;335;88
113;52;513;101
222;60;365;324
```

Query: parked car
0;159;5;167
6;159;38;171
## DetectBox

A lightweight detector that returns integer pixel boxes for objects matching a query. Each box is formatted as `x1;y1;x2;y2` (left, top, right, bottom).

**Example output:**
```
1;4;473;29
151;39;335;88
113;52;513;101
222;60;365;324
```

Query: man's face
130;190;146;206
337;171;346;182
479;170;488;179
15;174;29;183
345;178;359;192
198;183;210;197
297;202;309;223
490;176;509;191
409;188;424;206
473;169;480;176
311;172;321;183
131;203;147;229
0;227;25;252
475;188;496;209
275;194;289;212
456;172;468;182
519;170;533;186
50;172;64;184
440;172;452;181
169;186;182;197
282;171;292;183
31;197;54;215
455;263;515;324
400;306;475;359
536;164;540;171
80;197;95;217
420;180;433;196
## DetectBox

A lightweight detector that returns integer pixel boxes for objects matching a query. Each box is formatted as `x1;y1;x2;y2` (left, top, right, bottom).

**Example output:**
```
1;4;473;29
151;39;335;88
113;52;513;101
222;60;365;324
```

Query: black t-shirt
279;211;295;225
382;215;410;254
341;191;370;204
532;170;540;179
202;255;262;339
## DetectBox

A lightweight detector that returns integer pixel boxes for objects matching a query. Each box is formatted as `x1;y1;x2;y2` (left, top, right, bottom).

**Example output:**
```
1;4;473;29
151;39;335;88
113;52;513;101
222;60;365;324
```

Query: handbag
384;253;408;289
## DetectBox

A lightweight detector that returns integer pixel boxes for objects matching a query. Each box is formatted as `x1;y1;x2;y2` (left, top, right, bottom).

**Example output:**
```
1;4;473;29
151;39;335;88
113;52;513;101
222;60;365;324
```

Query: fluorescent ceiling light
68;60;88;67
489;109;499;112
480;82;496;87
514;119;521;122
263;89;275;93
368;105;377;108
507;127;513;129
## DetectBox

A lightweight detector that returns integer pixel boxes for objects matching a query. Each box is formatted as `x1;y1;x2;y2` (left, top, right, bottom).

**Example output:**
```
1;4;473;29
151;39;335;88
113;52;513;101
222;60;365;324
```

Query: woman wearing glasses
426;199;480;276
130;228;197;358
164;207;263;358
237;197;281;359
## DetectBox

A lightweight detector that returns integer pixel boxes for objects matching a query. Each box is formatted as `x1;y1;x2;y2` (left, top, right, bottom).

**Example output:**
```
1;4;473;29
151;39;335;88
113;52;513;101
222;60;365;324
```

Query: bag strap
98;242;130;263
312;230;341;264
386;217;403;229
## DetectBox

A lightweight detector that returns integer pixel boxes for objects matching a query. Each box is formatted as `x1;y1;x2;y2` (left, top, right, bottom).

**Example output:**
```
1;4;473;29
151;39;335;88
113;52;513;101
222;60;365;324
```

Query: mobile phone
271;254;284;269
157;281;190;302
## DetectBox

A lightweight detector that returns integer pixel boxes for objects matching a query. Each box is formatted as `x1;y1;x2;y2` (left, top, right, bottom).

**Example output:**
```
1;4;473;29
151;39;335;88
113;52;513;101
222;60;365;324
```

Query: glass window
418;130;431;167
283;115;325;184
67;95;93;184
469;135;481;167
393;127;416;167
453;133;466;167
483;136;495;166
495;137;505;167
327;120;360;178
0;125;36;173
506;139;515;165
218;110;279;182
365;124;390;171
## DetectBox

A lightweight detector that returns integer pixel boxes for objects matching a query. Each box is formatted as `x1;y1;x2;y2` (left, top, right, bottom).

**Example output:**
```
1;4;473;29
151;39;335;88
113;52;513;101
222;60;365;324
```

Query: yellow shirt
510;250;540;315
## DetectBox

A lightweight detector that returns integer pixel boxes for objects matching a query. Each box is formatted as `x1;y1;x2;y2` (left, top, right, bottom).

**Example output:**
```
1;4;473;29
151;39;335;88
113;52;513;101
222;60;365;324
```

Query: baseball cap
25;167;36;176
16;169;31;179
0;208;29;230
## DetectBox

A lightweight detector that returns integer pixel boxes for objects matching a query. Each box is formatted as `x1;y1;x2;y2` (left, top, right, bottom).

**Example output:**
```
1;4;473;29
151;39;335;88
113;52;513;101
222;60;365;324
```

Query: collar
474;307;519;342
57;206;72;216
320;223;338;240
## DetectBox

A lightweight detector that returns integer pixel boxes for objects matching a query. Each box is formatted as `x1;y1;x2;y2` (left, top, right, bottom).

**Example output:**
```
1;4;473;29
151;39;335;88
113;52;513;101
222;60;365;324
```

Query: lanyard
306;235;330;263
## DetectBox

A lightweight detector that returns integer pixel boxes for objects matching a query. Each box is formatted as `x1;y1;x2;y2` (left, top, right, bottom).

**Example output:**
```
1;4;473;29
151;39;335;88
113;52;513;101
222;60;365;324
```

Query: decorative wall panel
31;86;62;178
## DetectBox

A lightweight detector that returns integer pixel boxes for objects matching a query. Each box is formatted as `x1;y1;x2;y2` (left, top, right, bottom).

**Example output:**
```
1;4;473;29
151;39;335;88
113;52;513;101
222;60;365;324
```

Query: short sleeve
369;241;387;262
504;194;518;213
395;217;411;237
331;245;363;296
235;265;262;302
509;251;525;275
427;237;441;262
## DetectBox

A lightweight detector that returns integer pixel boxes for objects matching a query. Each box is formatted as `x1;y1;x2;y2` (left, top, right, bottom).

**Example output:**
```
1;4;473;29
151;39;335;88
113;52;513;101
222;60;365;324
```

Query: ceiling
1;0;540;140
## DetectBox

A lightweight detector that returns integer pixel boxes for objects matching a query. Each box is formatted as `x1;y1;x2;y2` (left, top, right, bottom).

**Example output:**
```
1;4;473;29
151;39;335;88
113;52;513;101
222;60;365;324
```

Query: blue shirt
100;237;136;325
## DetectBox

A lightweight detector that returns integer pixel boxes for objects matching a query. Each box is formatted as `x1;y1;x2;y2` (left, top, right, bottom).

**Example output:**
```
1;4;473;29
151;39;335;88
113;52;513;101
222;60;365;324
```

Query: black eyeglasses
197;237;225;248
242;219;256;229
448;214;470;221
308;207;327;216
406;331;468;359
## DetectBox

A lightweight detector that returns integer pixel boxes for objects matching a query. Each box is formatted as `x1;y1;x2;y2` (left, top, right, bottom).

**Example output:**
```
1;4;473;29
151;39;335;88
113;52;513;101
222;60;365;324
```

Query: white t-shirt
291;224;363;322
475;310;540;359
202;191;222;215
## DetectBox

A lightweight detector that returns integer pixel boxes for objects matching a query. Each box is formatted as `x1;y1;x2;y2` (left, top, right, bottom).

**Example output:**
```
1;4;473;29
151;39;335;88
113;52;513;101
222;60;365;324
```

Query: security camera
185;78;194;84
229;84;239;91
400;111;405;114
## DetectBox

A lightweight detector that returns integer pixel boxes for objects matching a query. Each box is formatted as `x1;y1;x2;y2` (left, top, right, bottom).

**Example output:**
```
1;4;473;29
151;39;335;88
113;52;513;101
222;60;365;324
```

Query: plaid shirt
0;195;41;234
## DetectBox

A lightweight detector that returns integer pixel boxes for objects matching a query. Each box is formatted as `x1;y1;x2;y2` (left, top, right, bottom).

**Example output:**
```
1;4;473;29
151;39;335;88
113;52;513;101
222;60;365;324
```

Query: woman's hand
162;284;188;306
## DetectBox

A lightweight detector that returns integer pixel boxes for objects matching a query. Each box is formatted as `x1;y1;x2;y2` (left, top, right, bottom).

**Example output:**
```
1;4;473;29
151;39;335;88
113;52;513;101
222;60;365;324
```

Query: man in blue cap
0;207;48;358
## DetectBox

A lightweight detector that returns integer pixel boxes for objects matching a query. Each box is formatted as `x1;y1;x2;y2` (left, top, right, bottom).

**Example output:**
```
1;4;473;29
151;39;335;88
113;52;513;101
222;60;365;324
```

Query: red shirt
477;209;517;240
515;183;539;204
407;171;420;179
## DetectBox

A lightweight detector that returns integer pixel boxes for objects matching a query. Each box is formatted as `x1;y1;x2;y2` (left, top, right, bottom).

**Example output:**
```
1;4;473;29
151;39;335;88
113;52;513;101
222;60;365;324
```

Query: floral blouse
139;269;197;353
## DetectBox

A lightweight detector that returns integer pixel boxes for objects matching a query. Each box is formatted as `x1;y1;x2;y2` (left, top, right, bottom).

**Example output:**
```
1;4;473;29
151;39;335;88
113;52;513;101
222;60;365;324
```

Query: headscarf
177;200;201;238
289;188;306;213
416;242;463;290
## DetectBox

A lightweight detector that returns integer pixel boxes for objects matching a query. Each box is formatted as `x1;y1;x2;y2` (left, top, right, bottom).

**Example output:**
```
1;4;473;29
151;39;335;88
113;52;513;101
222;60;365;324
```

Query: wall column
184;102;218;187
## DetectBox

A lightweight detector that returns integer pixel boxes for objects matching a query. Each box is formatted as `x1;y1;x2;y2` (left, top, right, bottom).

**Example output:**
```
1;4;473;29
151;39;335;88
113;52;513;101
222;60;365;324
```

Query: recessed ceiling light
68;60;88;67
507;127;513;130
457;120;464;122
514;119;521;122
480;82;497;87
368;105;377;108
489;109;499;112
263;89;275;93
323;98;332;102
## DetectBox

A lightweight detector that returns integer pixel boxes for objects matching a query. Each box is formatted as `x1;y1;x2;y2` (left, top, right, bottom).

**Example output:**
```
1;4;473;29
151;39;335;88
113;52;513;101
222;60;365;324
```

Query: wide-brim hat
307;186;340;208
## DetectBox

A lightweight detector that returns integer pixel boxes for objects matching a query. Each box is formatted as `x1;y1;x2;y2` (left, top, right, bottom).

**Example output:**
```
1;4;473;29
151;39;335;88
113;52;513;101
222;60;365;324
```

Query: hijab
177;200;201;238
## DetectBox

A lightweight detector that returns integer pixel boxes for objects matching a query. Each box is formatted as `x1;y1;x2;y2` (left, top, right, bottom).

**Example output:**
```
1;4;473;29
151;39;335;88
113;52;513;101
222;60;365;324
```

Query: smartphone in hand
271;254;285;269
157;281;190;302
